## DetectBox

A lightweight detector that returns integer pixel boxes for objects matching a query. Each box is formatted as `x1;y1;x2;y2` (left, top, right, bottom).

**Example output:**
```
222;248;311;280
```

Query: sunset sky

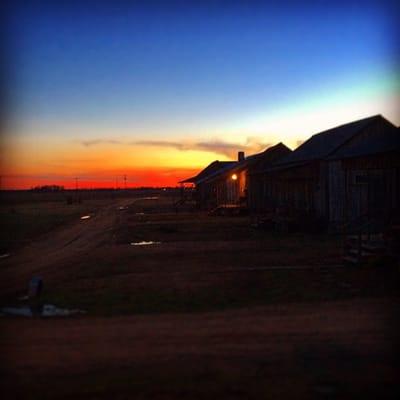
1;0;399;189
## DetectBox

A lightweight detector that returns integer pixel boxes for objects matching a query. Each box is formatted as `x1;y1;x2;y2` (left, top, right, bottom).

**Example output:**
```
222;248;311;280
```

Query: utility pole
74;177;80;204
124;174;127;190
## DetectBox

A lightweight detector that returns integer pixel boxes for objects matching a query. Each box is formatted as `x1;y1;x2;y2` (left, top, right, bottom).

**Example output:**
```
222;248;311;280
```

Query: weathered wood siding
247;144;293;213
342;152;400;224
327;160;345;226
248;174;266;212
263;162;320;216
197;167;248;209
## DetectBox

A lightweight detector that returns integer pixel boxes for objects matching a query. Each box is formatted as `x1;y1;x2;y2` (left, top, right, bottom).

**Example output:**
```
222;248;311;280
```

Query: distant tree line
27;185;180;193
30;185;65;192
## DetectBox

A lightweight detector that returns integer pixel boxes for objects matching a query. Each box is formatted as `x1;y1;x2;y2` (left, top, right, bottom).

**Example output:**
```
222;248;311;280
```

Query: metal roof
276;114;386;166
196;143;291;184
179;161;236;184
327;125;400;160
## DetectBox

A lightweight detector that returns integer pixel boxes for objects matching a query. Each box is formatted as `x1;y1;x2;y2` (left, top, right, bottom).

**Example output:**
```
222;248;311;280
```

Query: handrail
343;216;386;264
342;215;369;263
342;213;387;237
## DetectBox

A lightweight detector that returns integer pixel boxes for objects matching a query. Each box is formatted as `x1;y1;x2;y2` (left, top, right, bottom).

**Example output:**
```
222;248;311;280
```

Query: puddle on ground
141;197;159;200
135;212;145;215
130;241;161;246
41;304;86;317
1;304;86;317
1;307;33;317
118;206;128;210
80;215;91;220
0;253;10;259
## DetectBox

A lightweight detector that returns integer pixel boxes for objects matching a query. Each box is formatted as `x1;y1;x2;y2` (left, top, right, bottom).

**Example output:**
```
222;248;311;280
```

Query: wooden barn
247;143;292;212
327;125;400;229
192;143;291;211
261;115;399;230
179;160;236;210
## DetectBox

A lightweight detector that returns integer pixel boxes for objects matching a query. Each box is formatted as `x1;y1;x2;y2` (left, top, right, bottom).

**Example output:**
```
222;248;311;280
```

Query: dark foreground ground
0;191;399;399
1;299;399;400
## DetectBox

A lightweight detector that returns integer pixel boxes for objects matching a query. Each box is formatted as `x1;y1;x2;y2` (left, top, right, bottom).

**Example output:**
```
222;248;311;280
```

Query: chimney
238;151;245;162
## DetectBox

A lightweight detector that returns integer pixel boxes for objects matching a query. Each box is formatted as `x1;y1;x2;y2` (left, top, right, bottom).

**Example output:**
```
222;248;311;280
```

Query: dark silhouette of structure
262;115;399;230
181;115;400;234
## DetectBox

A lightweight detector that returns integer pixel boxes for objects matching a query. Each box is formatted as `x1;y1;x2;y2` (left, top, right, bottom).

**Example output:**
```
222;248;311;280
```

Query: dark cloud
79;137;271;158
133;136;271;157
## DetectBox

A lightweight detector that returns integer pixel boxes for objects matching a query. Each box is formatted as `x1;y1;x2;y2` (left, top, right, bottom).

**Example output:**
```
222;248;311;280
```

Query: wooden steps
343;235;387;266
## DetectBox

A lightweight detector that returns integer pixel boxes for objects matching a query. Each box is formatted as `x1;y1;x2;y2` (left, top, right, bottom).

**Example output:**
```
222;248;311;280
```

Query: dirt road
1;298;398;399
0;198;133;296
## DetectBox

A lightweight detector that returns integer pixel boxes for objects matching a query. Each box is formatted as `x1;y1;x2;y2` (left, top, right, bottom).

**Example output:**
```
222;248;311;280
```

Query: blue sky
1;0;399;188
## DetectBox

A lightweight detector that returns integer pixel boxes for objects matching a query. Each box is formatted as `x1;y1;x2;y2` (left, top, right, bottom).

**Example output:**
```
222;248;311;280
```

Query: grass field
40;213;398;316
0;200;104;253
0;191;398;399
0;189;179;254
0;193;398;314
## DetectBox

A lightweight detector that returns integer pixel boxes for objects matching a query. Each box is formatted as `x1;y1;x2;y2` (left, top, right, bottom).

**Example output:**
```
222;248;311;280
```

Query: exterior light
231;173;238;181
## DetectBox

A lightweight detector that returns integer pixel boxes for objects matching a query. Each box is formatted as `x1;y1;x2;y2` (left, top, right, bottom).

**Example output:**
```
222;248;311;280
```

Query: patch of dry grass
2;195;398;316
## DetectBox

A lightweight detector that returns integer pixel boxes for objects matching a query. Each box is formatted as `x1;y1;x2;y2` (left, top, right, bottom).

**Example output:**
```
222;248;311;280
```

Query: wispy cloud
133;140;188;151
78;136;271;158
81;139;122;147
194;137;270;157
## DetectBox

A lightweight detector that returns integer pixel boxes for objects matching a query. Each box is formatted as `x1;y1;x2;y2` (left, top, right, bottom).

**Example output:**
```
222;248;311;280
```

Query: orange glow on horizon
0;133;224;190
0;167;201;190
